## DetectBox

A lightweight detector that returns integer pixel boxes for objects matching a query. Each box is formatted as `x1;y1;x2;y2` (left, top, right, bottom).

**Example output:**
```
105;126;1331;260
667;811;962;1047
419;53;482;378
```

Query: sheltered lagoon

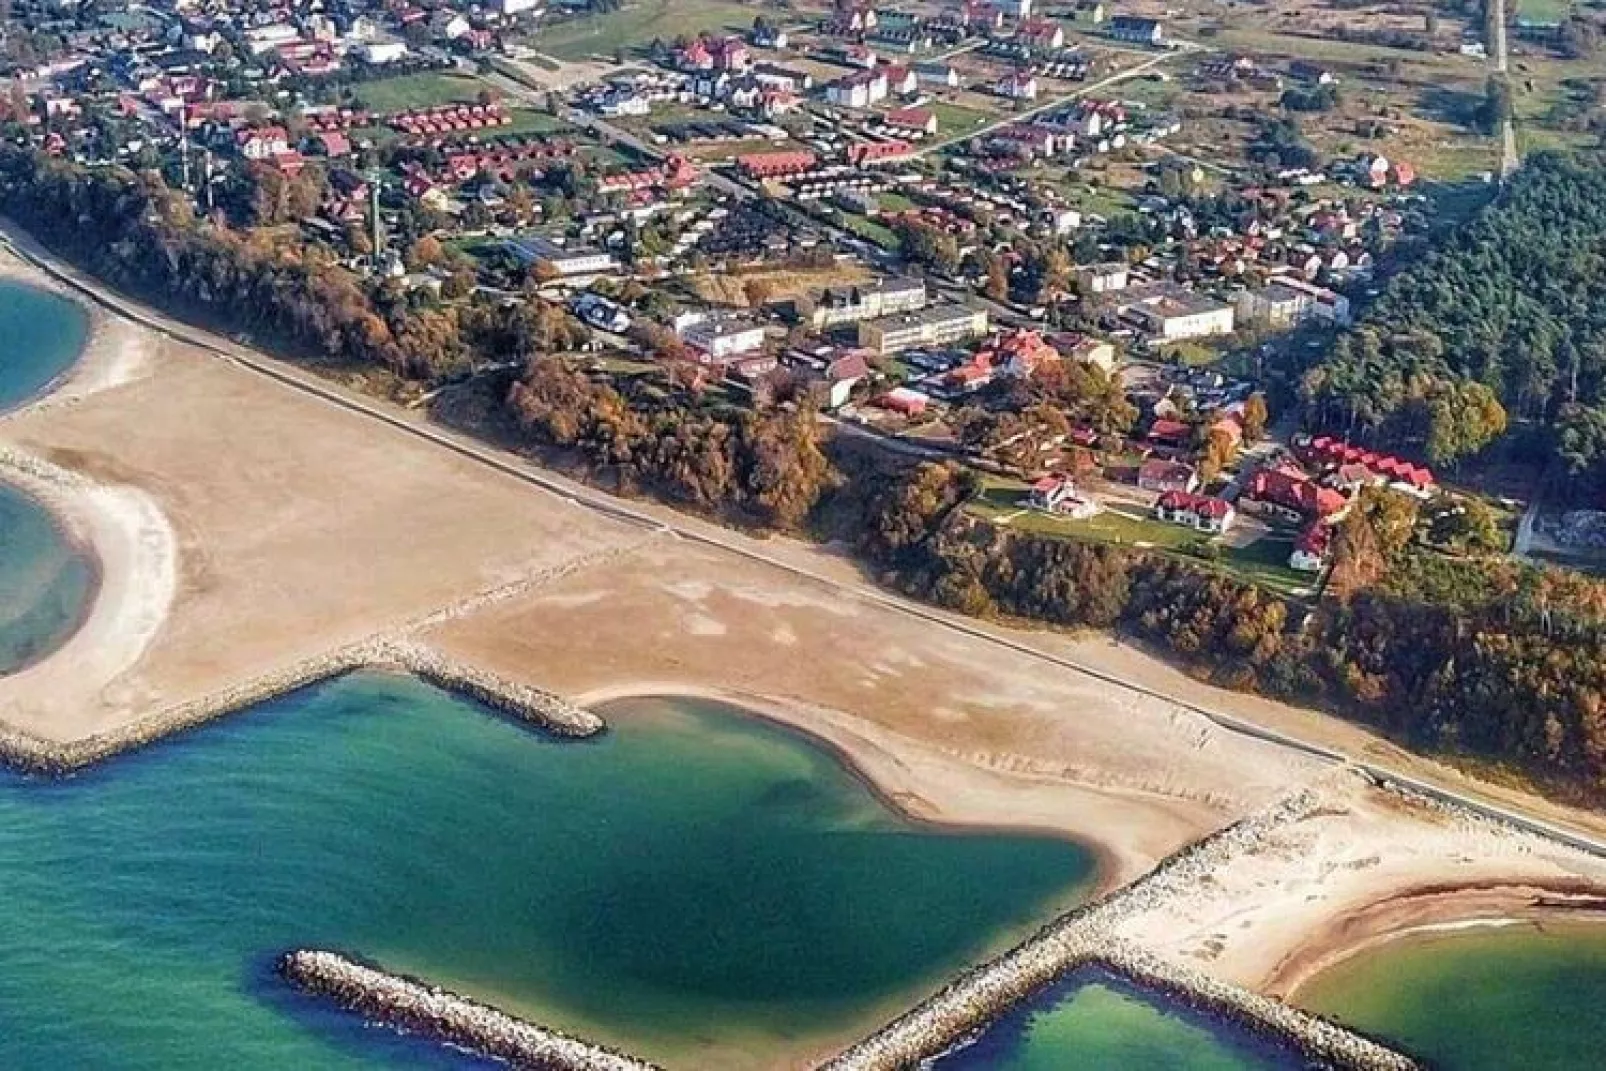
0;676;1096;1069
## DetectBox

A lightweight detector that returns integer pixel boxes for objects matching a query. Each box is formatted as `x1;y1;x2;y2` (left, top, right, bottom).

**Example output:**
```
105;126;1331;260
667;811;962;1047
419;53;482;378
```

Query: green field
969;479;1316;597
1517;0;1573;22
840;212;901;249
354;72;489;113
928;101;996;138
533;0;757;62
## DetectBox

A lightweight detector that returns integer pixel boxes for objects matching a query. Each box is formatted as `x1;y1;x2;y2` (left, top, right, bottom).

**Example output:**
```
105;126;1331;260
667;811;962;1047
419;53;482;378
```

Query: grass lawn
969;477;1317;597
840;212;900;249
1517;0;1573;21
503;110;573;136
355;72;488;114
533;0;756;62
928;101;995;138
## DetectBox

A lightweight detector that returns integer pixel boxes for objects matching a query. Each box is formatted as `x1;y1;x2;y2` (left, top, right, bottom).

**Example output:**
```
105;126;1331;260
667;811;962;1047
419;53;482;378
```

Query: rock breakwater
822;784;1419;1071
278;950;660;1071
0;640;604;775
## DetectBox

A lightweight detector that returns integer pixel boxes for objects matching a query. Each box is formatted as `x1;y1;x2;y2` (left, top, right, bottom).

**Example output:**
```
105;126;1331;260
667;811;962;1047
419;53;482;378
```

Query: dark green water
0;676;1094;1069
936;970;1301;1070
0;278;95;673
1298;922;1606;1071
0;481;96;674
0;278;88;410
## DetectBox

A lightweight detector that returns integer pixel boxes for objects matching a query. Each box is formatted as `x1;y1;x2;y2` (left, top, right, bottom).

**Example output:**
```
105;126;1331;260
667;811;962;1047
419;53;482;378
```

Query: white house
1028;475;1100;519
361;40;409;65
682;316;767;361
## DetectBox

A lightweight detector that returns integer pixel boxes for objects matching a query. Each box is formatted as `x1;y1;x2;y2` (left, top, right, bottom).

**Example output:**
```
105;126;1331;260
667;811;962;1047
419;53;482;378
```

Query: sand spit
0;447;175;720
278;950;660;1071
0;640;602;776
818;784;1416;1071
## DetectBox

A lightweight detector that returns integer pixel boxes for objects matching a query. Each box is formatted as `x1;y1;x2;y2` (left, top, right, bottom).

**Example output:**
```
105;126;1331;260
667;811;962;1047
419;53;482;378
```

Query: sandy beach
0;244;150;409
1;226;1606;1059
0;451;176;734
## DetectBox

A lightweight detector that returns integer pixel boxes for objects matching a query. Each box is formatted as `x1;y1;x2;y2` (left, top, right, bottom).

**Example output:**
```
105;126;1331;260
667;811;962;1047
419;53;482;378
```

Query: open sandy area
1105;769;1606;997
1;228;1605;1035
0;332;646;741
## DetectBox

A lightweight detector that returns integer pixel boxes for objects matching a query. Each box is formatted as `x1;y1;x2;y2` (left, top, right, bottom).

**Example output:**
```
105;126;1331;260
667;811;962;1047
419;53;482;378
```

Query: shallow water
935;969;1303;1070
0;278;88;411
0;481;95;674
0;677;1095;1069
0;279;95;673
1297;921;1606;1071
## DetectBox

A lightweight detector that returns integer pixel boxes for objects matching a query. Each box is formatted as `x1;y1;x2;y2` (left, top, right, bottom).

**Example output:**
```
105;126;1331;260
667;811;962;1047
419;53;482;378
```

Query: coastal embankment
0;639;603;775
820;785;1419;1071
278;950;660;1071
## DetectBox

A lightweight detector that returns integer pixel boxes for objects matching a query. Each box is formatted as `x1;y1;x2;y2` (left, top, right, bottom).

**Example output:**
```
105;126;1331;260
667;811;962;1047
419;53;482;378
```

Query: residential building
1289;521;1333;572
1234;277;1352;329
797;277;929;330
737;150;818;179
1109;16;1163;45
1050;333;1117;372
1000;0;1034;18
886;107;938;135
1137;459;1199;494
1077;261;1129;294
826;70;888;108
914;62;962;88
1294;435;1435;493
501;236;617;277
996;72;1040;100
1154;490;1234;533
1017;18;1065;50
1027;475;1100;519
857;303;990;355
1122;285;1236;340
1241;464;1348;523
361;40;408;64
681;315;767;360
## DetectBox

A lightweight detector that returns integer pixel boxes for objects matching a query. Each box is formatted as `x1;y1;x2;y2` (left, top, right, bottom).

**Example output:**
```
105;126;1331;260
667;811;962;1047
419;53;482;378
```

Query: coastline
1266;882;1606;1000
582;681;1170;893
0;245;148;412
0;451;176;740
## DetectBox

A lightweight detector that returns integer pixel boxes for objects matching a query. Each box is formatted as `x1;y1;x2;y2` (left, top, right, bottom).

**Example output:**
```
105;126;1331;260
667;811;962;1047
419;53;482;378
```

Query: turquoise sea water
936;970;1301;1070
0;677;1094;1069
1298;922;1606;1071
0;278;88;410
0;280;95;673
0;481;95;674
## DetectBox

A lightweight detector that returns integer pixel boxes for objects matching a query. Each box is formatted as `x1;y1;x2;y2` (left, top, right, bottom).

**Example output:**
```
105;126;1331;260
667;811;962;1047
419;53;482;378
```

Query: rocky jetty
278;950;660;1071
0;641;604;775
822;786;1419;1071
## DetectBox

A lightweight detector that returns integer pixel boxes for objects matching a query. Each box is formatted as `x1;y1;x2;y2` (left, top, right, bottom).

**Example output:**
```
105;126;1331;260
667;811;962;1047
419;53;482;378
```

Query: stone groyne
278;950;660;1071
0;640;604;775
821;783;1419;1071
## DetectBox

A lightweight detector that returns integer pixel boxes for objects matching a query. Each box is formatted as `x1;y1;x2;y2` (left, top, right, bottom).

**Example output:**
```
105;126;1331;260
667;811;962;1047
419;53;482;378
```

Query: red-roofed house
1147;418;1192;447
886;107;938;135
848;139;914;165
1137;459;1199;494
1289;521;1333;572
1155;490;1235;533
737;150;818;179
1242;464;1348;523
1028;475;1100;519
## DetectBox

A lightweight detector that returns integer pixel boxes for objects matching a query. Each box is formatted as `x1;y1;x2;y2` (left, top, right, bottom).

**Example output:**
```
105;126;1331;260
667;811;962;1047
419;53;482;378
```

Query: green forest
1300;152;1606;486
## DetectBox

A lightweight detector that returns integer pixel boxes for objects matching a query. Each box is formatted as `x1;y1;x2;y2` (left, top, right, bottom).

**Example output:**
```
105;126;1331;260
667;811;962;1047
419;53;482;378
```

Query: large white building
858;303;989;355
1122;285;1235;341
1234;277;1352;328
681;315;767;360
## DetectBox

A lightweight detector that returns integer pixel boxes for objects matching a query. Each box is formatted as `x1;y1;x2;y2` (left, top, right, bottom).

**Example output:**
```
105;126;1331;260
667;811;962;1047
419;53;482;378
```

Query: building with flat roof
680;315;767;361
857;303;989;355
1122;285;1235;341
501;235;617;277
798;277;929;330
1234;277;1352;328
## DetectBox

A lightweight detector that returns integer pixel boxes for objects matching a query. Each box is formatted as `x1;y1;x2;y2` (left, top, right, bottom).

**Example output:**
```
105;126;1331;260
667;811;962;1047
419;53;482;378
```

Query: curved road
5;223;1606;865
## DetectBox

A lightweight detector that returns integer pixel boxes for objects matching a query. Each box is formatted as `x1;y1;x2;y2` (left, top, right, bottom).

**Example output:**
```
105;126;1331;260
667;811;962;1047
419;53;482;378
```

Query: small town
7;0;1606;1068
0;0;1542;596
